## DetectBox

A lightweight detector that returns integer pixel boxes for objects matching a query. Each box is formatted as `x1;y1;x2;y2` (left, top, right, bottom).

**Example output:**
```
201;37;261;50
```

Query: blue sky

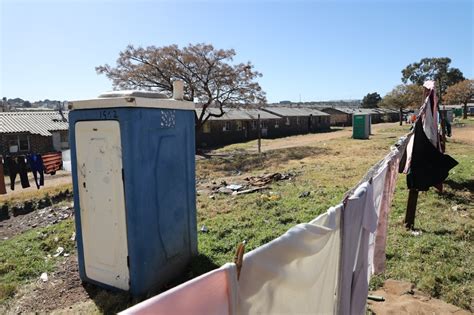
1;0;472;103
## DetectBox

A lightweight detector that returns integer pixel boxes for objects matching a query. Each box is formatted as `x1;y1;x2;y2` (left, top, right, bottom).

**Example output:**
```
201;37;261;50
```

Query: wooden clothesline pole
404;189;419;229
404;87;431;230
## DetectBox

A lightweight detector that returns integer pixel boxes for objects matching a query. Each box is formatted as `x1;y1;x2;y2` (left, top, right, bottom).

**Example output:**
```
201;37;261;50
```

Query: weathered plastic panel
75;120;129;290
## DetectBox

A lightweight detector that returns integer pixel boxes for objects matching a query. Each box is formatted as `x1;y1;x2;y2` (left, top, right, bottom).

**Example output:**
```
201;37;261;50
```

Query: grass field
0;121;472;312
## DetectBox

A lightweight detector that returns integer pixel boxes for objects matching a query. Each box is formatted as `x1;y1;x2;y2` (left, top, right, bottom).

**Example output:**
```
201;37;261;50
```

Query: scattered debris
203;172;296;197
0;202;75;241
200;225;209;233
367;295;385;302
70;232;76;241
40;272;48;282
245;172;294;187
299;191;311;198
234;186;268;195
411;230;422;236
53;247;65;258
226;184;243;191
217;187;234;194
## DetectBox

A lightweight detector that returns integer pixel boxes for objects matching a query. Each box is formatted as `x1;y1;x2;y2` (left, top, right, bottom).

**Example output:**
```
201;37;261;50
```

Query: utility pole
257;114;261;154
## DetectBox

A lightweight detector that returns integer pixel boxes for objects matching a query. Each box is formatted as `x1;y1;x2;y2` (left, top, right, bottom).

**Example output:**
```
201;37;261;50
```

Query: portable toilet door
352;113;370;139
75;120;130;290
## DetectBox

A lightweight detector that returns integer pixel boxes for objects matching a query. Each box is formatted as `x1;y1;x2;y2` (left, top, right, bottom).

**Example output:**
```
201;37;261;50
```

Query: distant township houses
0;111;69;156
196;106;331;147
195;105;402;148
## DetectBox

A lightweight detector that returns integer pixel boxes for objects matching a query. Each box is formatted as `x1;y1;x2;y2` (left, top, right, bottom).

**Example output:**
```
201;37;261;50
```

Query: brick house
261;107;330;136
0;111;69;156
321;107;354;126
195;108;281;148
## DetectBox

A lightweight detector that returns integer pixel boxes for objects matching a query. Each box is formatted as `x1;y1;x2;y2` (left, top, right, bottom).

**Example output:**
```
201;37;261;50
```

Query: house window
203;122;211;133
19;135;30;151
6;134;30;152
285;117;290;126
60;131;69;149
260;121;268;129
236;121;243;131
274;120;279;128
296;117;300;125
60;131;69;142
251;120;258;130
223;121;231;131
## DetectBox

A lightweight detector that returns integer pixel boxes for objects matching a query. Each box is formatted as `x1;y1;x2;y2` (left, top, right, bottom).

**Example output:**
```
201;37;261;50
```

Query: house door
52;132;61;151
75;120;129;290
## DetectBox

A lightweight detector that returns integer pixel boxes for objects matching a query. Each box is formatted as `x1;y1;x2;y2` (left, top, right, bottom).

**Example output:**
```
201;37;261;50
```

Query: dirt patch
7;255;90;314
450;123;474;145
0;202;74;241
4;254;135;314
368;279;471;314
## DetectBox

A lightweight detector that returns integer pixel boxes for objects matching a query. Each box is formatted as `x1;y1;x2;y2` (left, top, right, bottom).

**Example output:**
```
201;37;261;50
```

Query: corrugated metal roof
0;111;69;136
262;107;329;117
319;107;352;114
195;108;280;121
323;107;396;115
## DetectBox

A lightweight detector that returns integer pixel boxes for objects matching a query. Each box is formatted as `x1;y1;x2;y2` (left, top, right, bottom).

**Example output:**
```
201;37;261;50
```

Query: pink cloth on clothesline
373;148;403;274
119;263;238;315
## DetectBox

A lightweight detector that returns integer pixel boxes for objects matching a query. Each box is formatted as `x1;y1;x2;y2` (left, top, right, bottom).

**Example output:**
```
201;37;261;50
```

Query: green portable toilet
352;113;370;139
453;108;463;118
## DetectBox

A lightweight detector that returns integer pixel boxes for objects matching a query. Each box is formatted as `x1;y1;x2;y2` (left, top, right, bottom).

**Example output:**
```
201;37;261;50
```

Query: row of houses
320;107;400;126
0;105;415;154
196;107;331;147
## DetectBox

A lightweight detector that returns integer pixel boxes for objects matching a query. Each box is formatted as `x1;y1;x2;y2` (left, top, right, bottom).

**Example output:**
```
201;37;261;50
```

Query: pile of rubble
205;172;295;197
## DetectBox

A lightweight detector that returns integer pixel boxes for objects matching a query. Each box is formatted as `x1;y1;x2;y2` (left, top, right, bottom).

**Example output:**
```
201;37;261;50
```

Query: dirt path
254;122;403;152
368;280;471;314
1;171;72;199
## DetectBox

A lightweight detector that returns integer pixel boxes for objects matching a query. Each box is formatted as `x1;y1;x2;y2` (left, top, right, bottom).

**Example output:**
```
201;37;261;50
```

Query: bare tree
379;84;424;125
96;43;266;129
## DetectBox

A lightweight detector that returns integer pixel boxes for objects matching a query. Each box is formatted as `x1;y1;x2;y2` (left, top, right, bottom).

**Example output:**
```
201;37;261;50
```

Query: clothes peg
234;240;246;280
342;194;350;207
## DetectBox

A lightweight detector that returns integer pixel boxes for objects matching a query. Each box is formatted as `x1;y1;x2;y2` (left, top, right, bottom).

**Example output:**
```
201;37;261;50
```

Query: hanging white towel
237;205;342;315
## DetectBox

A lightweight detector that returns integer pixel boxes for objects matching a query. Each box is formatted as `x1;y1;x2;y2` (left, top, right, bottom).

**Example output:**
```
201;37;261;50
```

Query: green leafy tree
401;57;464;102
96;43;266;130
361;92;382;108
379;84;424;125
444;79;474;119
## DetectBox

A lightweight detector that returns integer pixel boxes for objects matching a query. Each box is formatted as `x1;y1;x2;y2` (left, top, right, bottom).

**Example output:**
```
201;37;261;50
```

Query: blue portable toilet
68;82;197;296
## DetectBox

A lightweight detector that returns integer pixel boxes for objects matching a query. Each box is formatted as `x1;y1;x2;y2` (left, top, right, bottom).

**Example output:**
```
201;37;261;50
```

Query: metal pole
257;114;261;154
